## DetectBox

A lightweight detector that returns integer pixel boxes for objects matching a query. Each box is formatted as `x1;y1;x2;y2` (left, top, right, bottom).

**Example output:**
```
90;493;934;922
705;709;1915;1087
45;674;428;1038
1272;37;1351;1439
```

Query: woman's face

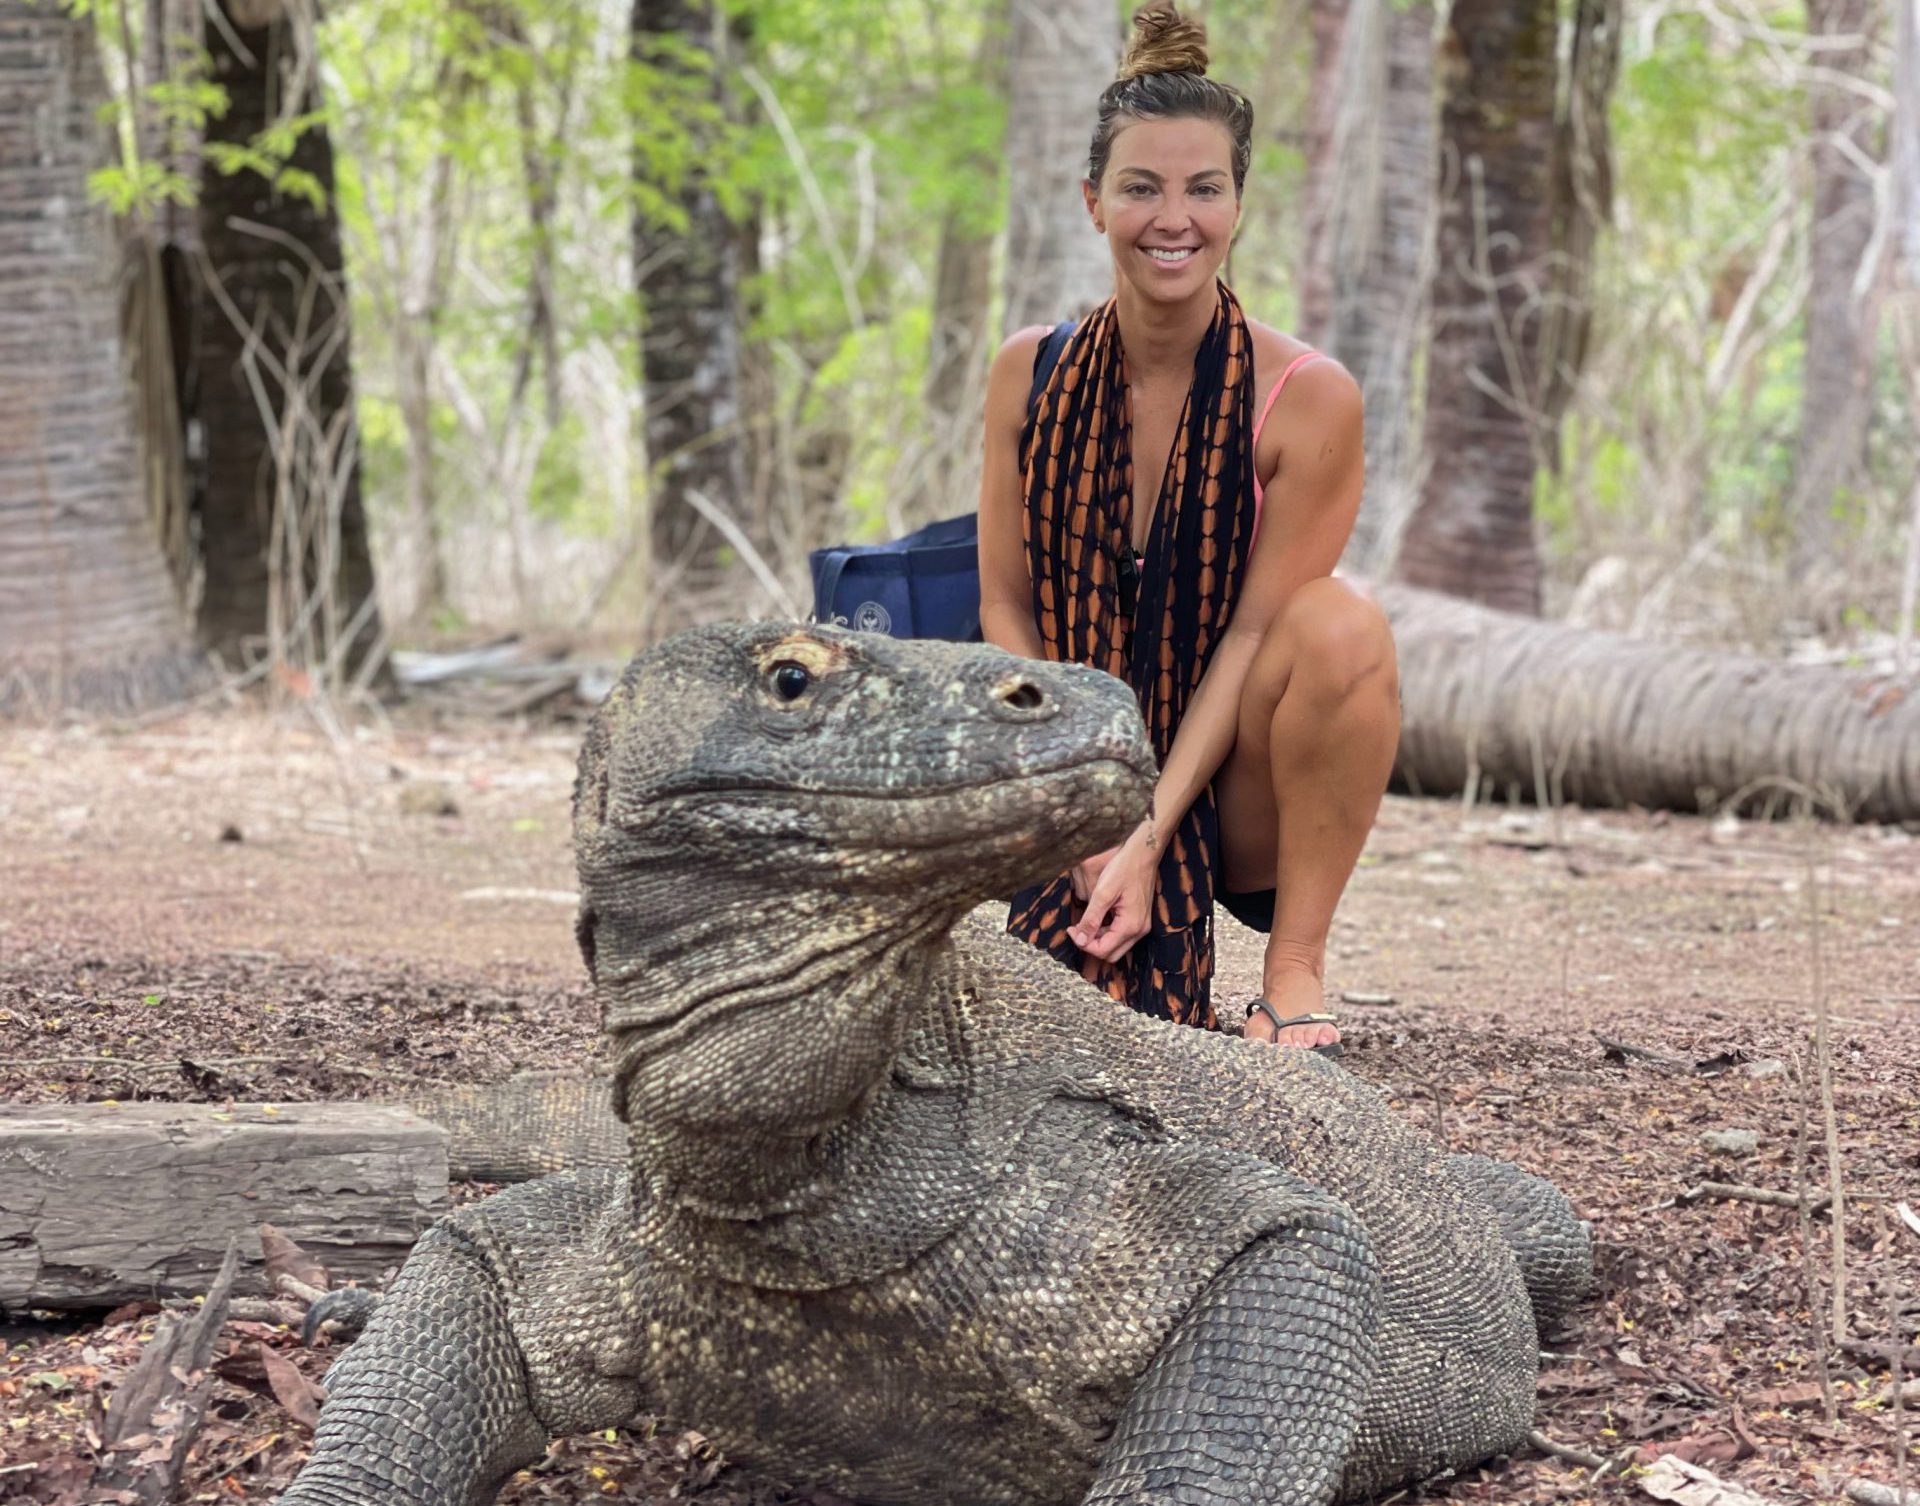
1084;115;1240;305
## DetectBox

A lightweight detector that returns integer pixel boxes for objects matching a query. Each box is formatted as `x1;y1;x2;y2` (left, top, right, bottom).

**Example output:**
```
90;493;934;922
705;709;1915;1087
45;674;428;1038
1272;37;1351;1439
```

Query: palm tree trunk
1382;583;1920;822
193;0;383;684
1396;0;1558;615
1002;0;1118;332
1297;0;1437;576
0;1;200;712
1792;0;1881;594
633;0;751;613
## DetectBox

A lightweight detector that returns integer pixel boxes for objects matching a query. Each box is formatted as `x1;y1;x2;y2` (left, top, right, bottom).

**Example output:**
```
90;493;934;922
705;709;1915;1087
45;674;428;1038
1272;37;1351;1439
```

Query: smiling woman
976;3;1401;1053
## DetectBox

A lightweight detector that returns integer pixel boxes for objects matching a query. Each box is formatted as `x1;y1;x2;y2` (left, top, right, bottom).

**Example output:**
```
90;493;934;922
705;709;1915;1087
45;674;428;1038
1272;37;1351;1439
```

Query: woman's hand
1068;822;1159;962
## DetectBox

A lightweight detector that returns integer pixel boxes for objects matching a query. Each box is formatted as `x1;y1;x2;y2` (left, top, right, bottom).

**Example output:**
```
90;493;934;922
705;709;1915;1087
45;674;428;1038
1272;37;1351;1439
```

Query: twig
1527;1429;1608;1470
1678;1181;1833;1212
1893;1210;1910;1504
1594;1033;1691;1073
1803;812;1849;1359
684;488;801;618
1793;1048;1839;1424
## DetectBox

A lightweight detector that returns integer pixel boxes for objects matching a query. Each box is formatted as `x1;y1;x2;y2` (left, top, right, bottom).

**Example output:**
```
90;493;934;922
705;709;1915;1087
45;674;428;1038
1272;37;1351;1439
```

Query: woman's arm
978;326;1053;661
1070;357;1366;962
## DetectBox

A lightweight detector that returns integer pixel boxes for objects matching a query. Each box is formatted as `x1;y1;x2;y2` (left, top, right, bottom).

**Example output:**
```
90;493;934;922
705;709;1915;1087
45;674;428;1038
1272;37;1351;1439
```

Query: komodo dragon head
572;623;1153;1154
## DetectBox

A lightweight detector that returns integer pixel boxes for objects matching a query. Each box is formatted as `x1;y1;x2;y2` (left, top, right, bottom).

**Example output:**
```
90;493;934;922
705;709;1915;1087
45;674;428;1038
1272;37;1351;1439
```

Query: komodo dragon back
282;623;1591;1506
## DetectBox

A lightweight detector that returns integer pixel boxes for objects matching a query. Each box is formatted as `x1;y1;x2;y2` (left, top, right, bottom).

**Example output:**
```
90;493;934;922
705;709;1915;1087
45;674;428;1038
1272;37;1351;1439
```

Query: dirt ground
2;703;1917;1506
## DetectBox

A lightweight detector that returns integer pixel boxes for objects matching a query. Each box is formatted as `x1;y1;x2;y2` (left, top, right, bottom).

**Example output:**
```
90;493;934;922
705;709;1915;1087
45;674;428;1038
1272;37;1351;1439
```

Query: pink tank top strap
1250;349;1327;544
1253;349;1326;448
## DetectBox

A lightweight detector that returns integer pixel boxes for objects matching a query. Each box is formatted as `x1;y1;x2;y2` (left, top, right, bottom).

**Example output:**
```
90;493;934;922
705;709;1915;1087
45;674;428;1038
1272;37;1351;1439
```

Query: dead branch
1793;1047;1839;1424
1594;1033;1691;1073
1678;1182;1833;1212
91;1241;239;1504
1804;815;1849;1354
1527;1429;1609;1469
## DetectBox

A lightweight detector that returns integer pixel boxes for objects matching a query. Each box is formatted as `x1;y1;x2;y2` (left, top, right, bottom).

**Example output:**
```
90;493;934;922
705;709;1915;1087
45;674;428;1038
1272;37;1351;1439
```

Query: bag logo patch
851;600;893;635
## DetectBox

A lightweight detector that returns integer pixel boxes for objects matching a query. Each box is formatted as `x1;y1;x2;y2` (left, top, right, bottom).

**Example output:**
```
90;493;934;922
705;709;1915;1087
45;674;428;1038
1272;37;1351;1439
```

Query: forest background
5;0;1918;715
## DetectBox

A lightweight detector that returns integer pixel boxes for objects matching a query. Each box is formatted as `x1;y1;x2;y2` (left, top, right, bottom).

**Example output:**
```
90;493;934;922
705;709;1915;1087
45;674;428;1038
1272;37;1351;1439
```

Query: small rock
1339;990;1398;1008
219;823;244;843
1700;1128;1760;1157
399;784;461;818
1744;1058;1787;1080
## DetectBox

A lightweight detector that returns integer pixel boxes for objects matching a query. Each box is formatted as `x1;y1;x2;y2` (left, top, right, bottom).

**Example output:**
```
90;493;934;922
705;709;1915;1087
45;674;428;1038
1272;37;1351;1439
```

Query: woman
977;2;1400;1051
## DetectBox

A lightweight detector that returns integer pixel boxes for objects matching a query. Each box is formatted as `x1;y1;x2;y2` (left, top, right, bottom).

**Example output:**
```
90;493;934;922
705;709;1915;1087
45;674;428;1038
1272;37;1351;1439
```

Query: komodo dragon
283;623;1591;1506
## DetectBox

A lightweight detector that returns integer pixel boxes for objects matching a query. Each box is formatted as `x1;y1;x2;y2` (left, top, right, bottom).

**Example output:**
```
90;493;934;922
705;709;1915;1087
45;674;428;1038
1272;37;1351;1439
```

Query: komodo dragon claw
300;1284;380;1347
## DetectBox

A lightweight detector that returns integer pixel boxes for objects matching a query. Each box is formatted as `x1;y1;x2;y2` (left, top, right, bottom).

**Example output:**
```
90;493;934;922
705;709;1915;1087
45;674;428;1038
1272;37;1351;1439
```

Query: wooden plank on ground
0;1101;447;1310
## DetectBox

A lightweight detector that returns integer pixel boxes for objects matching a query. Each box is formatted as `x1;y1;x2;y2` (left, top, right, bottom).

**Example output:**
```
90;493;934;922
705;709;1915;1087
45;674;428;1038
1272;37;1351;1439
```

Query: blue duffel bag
808;320;1077;642
808;513;984;641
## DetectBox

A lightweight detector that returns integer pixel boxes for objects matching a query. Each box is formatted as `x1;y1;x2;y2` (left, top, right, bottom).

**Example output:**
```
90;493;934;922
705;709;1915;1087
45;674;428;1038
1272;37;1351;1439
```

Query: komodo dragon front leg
1085;1198;1382;1506
284;1177;642;1506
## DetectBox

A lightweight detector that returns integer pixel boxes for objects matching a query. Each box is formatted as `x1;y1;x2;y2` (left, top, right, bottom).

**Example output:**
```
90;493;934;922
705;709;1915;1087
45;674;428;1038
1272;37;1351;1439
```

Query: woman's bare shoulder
1245;318;1358;416
983;324;1058;425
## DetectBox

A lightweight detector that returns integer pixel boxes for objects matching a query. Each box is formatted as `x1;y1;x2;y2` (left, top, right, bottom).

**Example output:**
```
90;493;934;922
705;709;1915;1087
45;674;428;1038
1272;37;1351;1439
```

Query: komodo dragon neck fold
615;907;1003;1291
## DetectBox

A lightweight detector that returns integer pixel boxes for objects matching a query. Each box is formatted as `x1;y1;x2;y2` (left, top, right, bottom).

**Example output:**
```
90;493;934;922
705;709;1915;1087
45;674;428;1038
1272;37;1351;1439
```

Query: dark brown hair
1087;4;1255;195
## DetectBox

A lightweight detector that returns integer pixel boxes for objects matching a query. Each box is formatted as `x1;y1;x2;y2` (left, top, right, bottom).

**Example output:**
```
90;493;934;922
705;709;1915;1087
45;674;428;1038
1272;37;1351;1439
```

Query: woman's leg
1215;577;1400;1048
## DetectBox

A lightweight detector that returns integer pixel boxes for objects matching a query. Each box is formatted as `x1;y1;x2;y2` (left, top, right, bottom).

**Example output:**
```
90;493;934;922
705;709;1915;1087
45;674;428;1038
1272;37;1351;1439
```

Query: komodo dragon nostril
995;678;1048;715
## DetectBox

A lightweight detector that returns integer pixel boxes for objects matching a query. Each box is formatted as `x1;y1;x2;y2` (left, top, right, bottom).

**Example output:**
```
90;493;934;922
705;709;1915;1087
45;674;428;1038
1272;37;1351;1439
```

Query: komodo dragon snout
576;621;1154;886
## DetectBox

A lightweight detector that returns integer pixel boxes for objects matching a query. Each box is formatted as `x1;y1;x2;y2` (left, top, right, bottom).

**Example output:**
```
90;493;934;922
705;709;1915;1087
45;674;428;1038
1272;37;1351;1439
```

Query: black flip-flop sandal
1244;1001;1344;1059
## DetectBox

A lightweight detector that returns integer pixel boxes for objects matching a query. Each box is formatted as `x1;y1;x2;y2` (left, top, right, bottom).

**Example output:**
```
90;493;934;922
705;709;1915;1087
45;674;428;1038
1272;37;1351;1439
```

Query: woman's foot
1242;941;1341;1050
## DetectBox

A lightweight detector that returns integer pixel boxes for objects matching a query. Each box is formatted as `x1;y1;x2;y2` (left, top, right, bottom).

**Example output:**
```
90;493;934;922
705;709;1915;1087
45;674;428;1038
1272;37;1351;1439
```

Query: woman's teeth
1148;248;1195;263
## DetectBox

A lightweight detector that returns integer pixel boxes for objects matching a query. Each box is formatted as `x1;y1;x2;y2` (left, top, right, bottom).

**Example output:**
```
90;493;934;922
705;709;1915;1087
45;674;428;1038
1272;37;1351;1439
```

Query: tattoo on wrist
1140;816;1158;852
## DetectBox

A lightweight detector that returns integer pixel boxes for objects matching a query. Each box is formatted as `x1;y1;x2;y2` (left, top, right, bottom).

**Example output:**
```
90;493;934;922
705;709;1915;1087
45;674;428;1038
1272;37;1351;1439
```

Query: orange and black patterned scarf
1008;283;1259;1030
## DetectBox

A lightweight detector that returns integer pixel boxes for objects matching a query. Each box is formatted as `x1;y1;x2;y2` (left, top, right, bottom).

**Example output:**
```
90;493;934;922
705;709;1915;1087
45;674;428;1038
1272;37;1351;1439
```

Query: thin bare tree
1001;0;1119;332
192;0;385;684
1792;0;1884;598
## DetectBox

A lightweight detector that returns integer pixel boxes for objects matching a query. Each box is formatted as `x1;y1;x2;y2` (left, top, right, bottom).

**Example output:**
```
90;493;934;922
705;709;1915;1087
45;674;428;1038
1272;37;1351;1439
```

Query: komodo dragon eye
770;662;813;701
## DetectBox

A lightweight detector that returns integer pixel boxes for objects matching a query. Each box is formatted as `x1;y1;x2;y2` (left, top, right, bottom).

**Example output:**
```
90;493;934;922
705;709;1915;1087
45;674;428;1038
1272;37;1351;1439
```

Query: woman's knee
1276;579;1397;706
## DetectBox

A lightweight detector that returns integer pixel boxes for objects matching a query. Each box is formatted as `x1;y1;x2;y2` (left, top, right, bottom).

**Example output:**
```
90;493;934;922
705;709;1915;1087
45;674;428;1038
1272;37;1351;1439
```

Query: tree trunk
926;6;1009;426
1396;0;1558;615
1002;0;1119;332
1792;0;1881;592
633;0;751;611
0;2;200;713
1381;583;1920;823
1538;0;1621;441
917;5;1010;518
1297;0;1437;576
194;0;384;684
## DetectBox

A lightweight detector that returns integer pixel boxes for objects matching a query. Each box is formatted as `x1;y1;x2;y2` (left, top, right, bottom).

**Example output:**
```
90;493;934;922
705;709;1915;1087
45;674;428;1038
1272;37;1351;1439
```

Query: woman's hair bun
1117;4;1210;82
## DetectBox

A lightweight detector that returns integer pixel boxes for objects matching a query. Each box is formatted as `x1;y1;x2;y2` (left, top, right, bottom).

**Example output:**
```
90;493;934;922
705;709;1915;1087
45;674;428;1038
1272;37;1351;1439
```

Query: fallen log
0;1102;446;1311
1380;583;1920;823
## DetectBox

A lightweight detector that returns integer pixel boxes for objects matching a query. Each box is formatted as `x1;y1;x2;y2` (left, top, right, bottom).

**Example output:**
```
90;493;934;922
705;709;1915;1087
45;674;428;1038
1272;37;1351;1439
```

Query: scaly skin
284;624;1591;1506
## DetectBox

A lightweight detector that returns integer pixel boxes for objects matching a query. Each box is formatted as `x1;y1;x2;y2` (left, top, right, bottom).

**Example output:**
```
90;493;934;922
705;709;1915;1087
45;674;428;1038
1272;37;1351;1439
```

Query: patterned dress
1007;285;1262;1031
